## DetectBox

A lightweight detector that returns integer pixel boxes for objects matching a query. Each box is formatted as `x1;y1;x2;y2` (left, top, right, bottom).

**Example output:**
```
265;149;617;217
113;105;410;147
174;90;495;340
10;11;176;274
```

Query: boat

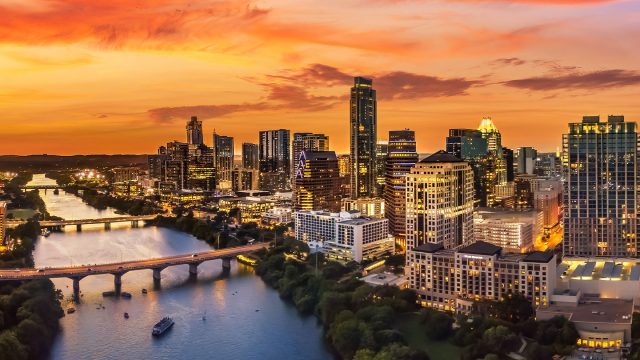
141;288;148;294
124;312;129;319
102;291;116;297
53;189;59;195
67;307;76;314
41;229;51;237
152;317;174;336
120;292;132;299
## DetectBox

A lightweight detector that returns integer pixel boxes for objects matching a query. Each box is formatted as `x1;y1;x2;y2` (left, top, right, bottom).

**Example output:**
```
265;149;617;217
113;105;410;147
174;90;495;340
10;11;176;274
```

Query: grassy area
396;313;462;360
8;208;37;219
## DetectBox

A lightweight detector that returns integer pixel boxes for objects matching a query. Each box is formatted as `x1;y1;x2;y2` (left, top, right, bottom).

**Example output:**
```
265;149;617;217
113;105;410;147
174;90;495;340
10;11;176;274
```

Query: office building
375;140;388;197
534;185;561;229
112;167;139;183
337;154;351;177
294;210;394;262
405;151;475;251
504;147;515;182
291;133;329;178
517;147;538;175
535;152;561;177
213;132;234;189
342;197;385;218
563;115;638;257
186;116;203;145
384;129;418;245
294;151;341;212
242;143;259;170
0;202;6;244
259;129;291;192
350;77;377;199
473;208;543;253
407;241;555;313
231;168;259;192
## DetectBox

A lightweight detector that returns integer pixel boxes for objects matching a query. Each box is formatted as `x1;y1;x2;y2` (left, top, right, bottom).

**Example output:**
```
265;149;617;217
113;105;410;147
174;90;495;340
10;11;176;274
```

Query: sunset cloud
504;69;640;91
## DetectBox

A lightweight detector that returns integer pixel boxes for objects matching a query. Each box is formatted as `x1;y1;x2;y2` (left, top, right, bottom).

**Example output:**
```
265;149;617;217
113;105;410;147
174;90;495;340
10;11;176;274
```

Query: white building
341;197;385;218
294;210;394;262
473;208;543;253
262;207;292;225
405;151;475;251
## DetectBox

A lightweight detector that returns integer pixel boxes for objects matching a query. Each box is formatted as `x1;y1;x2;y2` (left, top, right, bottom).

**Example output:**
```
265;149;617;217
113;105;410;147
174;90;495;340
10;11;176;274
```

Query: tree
329;318;375;359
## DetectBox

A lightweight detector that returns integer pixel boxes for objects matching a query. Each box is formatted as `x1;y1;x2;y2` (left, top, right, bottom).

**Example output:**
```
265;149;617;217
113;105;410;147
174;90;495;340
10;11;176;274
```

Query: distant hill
0;155;149;171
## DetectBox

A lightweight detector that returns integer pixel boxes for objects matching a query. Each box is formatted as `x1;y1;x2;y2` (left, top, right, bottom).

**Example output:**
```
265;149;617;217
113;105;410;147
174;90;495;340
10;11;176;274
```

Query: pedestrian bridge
0;243;268;298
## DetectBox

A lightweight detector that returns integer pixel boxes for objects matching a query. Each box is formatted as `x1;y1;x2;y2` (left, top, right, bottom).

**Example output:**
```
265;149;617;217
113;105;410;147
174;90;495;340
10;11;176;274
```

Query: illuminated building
112;167;139;183
262;207;293;225
477;117;509;204
563;115;638;257
405;151;474;251
503;147;515;182
407;241;555;313
375;140;388;197
342;197;385;218
291;133;329;179
213;131;234;190
516;147;537;175
350;76;377;199
384;129;418;246
186;116;203;145
186;159;216;191
535;152;561;177
259;129;291;192
294;210;395;262
231;168;259;192
294;151;340;212
0;201;6;244
160;190;205;207
219;196;276;223
113;181;142;198
473;208;543;253
446;128;491;207
337;154;350;177
242;143;259;170
534;185;561;229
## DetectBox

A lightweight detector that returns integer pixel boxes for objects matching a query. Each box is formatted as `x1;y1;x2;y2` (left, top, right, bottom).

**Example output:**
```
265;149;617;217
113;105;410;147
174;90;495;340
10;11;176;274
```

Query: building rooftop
412;243;445;253
522;251;555;263
419;150;463;164
458;241;502;256
300;151;337;161
541;297;633;324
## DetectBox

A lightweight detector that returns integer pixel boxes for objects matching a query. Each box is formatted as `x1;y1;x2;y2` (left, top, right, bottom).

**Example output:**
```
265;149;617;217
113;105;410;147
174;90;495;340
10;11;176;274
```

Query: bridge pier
152;267;163;286
131;220;139;228
76;224;82;232
188;262;201;277
70;276;84;302
113;273;123;293
104;222;111;230
222;257;232;271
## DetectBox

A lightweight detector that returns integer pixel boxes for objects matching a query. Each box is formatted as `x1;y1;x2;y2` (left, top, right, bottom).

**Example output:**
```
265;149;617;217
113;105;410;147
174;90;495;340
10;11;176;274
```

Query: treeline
1;221;41;268
255;239;429;360
1;174;50;219
64;186;159;216
152;211;244;249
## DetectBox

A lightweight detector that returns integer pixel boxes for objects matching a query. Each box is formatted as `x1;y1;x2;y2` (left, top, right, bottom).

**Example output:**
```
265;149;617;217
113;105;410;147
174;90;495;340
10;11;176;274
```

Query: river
28;174;332;360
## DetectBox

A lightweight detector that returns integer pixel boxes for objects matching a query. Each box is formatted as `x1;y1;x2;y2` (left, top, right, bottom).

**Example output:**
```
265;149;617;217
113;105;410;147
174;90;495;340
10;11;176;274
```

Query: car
191;254;199;258
37;269;44;273
87;268;92;271
118;266;123;270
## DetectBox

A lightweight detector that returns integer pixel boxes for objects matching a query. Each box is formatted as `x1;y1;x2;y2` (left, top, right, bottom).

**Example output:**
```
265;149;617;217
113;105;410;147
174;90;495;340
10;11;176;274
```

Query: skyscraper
186;116;203;145
213;132;234;189
294;151;341;212
242;143;259;170
350;77;377;199
291;133;329;180
446;129;490;206
563;115;638;257
0;201;6;244
384;129;418;246
259;129;291;192
405;151;475;250
517;147;538;175
375;140;388;197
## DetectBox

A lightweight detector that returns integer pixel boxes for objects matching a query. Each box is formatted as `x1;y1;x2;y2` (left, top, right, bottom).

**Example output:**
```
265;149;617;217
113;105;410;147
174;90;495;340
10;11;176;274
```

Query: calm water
28;175;332;360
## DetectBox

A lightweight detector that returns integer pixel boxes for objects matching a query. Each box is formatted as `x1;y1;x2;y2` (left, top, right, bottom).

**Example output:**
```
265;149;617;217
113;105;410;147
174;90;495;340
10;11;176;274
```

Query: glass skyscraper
563;115;638;257
349;77;377;199
259;129;291;192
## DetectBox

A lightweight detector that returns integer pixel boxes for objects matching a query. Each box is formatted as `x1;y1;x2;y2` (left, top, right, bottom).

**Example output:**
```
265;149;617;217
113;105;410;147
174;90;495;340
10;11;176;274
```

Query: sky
0;0;639;155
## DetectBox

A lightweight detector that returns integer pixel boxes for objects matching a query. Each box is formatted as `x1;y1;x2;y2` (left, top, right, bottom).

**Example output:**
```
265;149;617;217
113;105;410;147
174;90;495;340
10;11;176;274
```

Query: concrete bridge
7;214;160;230
19;185;62;190
0;243;268;299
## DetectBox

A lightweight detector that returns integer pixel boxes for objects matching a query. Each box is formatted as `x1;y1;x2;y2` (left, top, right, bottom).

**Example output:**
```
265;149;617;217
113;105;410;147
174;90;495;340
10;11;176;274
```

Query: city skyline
1;0;639;155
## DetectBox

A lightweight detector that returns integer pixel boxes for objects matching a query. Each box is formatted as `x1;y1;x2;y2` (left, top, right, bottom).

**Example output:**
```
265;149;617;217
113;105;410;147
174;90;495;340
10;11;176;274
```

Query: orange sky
0;0;639;155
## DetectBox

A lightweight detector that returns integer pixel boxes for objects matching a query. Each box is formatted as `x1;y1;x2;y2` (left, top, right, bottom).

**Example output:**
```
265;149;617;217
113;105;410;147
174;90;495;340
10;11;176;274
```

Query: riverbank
0;173;64;359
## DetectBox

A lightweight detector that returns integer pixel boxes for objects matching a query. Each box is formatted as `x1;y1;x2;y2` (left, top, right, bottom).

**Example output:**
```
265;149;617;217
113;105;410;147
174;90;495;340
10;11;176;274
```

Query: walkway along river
28;174;332;360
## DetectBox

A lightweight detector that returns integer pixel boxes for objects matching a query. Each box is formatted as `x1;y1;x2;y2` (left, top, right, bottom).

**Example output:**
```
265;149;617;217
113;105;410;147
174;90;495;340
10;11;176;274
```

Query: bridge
0;243;268;299
19;185;62;190
7;214;160;230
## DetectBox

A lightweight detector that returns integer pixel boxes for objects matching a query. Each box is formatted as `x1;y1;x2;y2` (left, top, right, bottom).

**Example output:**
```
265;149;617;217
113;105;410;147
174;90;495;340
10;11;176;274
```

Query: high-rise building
517;147;538;175
231;168;259;192
350;77;377;199
405;151;475;250
375;141;388;197
446;128;490;206
473;208;543;253
186;116;203;145
504;147;515;182
384;129;418;246
0;201;6;244
535;152;561;177
294;151;341;212
337;154;351;177
342;198;385;219
259;129;291;192
213;132;234;189
563;115;638;257
242;143;259;170
291;133;329;179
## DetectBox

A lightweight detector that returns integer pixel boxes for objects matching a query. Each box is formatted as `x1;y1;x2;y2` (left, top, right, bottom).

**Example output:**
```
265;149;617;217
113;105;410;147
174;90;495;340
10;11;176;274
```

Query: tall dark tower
186;116;203;145
349;76;377;199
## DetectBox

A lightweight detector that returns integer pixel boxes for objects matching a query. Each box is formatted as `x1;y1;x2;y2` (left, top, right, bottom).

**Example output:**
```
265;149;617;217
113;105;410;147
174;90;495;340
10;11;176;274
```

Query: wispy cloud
504;69;640;91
